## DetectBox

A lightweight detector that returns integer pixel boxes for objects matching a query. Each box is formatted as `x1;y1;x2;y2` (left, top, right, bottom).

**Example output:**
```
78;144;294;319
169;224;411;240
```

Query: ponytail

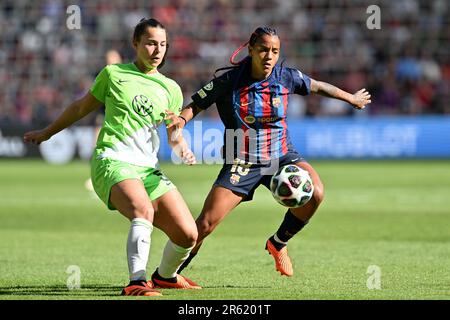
214;26;278;78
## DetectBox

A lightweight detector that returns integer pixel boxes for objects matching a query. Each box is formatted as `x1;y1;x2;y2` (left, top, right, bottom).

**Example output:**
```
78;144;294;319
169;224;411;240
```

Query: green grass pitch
0;159;449;300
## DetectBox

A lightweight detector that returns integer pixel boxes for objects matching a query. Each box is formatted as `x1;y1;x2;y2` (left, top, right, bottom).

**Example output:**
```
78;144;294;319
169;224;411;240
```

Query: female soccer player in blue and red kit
167;27;371;277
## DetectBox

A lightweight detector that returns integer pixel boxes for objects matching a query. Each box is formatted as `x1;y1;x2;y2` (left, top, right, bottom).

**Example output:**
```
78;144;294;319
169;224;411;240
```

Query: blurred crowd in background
0;0;449;127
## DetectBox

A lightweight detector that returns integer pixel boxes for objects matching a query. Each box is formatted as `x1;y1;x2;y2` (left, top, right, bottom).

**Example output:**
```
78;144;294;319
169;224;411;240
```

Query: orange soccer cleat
121;280;162;296
151;270;202;289
265;238;294;277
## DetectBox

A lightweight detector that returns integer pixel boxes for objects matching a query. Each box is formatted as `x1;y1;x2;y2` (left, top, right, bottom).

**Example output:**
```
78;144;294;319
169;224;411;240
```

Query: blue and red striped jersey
191;61;311;163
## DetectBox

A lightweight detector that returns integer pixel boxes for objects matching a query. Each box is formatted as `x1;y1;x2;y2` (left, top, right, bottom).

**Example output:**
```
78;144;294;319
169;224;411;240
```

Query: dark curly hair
214;26;279;77
229;26;278;65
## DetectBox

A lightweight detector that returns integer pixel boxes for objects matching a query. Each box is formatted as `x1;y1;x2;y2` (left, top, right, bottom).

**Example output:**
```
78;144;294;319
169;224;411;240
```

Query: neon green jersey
90;63;182;168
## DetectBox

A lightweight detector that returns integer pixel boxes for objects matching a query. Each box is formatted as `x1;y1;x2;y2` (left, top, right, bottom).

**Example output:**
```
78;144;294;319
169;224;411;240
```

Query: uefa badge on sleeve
204;81;213;91
197;89;207;99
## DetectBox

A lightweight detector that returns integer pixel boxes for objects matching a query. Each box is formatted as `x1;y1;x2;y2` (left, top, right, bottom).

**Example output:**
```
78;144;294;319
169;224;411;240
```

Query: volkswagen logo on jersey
132;95;153;117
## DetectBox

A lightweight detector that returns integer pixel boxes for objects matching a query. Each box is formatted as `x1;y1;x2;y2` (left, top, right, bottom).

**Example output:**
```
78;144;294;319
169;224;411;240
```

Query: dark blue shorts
213;151;306;201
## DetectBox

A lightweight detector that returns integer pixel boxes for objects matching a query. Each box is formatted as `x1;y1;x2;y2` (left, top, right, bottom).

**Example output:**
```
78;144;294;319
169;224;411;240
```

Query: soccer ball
270;165;314;208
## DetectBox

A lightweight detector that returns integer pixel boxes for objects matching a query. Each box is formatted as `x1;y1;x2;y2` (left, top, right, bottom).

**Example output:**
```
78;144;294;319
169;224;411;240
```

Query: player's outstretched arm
310;78;371;110
165;112;196;166
24;92;103;145
165;102;203;130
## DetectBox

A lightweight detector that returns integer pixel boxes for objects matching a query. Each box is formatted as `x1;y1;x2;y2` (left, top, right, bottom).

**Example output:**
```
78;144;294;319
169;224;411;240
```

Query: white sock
157;240;193;279
127;218;152;281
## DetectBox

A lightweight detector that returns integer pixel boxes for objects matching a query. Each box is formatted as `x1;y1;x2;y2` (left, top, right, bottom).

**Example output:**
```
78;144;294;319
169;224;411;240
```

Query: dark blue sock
274;210;308;244
176;252;197;274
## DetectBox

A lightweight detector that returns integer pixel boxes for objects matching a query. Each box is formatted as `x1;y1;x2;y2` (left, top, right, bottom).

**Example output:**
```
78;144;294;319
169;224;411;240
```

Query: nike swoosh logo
118;79;129;84
291;158;299;162
241;101;254;106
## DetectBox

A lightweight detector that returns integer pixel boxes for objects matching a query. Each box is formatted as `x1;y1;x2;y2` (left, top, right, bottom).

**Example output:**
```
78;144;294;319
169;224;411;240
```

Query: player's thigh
110;179;155;221
197;185;244;231
152;188;197;248
295;161;324;201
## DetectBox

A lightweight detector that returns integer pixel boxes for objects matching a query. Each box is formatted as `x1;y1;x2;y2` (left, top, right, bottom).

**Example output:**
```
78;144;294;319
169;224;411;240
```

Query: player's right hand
23;129;50;145
165;110;186;130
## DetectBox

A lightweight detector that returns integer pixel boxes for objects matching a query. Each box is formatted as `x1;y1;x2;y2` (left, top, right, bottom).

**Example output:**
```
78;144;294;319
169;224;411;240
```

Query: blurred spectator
105;49;122;65
0;0;449;126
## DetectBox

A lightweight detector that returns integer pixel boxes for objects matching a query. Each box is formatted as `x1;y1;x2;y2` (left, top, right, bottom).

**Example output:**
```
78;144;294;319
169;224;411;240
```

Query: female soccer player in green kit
24;18;201;296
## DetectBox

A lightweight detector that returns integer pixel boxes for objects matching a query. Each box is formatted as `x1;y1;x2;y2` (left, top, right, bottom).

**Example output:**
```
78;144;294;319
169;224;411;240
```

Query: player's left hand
180;148;196;165
351;88;371;110
23;129;51;145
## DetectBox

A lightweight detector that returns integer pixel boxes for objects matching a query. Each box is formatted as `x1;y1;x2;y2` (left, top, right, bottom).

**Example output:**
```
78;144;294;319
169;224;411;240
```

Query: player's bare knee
184;221;199;247
129;203;154;221
172;228;197;248
196;218;215;239
184;230;198;248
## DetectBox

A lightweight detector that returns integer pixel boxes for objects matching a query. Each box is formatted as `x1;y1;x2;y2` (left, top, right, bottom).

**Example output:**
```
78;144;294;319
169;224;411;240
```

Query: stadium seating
0;0;448;126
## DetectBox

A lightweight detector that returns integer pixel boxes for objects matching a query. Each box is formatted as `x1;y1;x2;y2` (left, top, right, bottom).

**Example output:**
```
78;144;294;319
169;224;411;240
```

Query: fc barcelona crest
230;174;241;185
272;97;281;108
